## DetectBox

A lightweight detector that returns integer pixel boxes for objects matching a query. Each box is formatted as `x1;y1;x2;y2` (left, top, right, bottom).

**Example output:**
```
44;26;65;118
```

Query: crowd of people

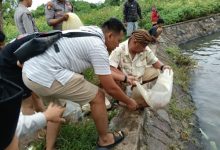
0;0;171;150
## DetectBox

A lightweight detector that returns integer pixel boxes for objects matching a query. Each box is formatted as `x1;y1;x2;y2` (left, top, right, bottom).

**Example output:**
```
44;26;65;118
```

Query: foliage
166;47;196;92
168;97;195;121
33;119;97;150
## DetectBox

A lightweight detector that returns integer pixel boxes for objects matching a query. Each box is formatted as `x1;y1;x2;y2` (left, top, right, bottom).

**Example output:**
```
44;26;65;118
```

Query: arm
98;74;138;110
16;112;46;138
111;66;137;85
47;14;69;27
21;13;35;34
16;103;65;138
152;61;171;71
45;2;69;27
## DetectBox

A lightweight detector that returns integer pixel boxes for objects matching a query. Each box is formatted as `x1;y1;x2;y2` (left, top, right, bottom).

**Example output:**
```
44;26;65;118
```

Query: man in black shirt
123;0;142;37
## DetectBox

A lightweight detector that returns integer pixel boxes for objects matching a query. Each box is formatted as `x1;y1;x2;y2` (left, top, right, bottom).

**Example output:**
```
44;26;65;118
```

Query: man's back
23;26;110;88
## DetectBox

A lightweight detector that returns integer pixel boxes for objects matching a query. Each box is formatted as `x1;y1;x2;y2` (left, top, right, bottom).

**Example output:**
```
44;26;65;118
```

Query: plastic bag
135;69;173;109
62;13;84;30
62;100;83;122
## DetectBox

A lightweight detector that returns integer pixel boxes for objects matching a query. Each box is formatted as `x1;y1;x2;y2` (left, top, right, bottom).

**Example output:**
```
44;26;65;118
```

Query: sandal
96;131;125;150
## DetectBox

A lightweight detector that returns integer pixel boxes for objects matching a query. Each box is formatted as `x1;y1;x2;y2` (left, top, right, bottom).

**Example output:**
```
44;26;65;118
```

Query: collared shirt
23;26;111;88
14;4;38;34
45;0;73;30
109;40;158;79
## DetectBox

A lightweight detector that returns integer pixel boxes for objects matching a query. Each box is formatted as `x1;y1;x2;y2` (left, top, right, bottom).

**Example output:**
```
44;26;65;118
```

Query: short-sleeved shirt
109;40;158;79
23;26;111;88
14;4;38;34
45;0;73;30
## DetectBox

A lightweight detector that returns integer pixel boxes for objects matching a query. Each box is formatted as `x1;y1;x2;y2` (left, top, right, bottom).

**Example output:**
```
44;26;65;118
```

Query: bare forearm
152;61;163;69
105;83;131;105
111;67;125;81
48;18;64;26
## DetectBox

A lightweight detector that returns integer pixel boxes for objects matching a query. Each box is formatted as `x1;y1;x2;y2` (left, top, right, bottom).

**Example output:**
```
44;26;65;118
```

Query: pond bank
111;13;220;150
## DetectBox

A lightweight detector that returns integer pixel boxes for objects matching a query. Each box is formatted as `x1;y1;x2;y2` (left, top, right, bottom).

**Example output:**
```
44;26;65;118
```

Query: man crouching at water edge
109;29;171;108
22;18;138;150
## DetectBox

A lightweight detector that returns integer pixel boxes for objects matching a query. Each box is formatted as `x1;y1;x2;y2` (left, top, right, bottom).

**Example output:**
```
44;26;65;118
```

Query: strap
53;32;102;53
62;32;101;39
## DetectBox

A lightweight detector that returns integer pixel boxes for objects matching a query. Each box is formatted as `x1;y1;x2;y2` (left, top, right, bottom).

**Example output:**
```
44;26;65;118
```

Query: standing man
14;0;38;34
22;18;138;150
123;0;142;37
45;0;74;30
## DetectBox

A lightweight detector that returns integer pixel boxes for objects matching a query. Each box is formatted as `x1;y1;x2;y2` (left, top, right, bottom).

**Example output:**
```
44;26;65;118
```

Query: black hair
101;18;126;34
0;31;6;43
157;18;165;24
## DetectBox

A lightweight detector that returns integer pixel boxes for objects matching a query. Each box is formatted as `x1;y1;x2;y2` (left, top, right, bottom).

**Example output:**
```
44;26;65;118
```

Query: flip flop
96;131;125;150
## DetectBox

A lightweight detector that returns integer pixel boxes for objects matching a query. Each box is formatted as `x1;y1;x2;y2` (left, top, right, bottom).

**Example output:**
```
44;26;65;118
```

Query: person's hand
127;98;138;111
161;65;171;71
17;60;23;68
62;14;69;21
127;75;138;85
43;103;66;123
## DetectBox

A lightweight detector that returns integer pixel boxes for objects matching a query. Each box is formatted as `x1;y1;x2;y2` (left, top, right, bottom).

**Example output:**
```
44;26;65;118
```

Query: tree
0;0;3;31
0;0;18;31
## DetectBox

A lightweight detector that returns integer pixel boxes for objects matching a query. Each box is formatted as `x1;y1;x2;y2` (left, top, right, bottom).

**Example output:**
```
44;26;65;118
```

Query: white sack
62;13;84;30
135;69;173;109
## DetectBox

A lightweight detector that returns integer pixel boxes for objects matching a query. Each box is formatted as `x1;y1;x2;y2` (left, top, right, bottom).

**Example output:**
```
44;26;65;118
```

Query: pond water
180;32;220;149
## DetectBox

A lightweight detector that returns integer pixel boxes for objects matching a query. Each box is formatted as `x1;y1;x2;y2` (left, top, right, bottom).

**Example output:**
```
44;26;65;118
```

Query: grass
166;46;196;92
31;108;119;150
32;119;97;150
168;97;195;121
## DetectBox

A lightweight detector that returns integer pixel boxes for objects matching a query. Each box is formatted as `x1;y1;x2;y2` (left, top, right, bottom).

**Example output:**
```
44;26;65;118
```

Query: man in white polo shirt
22;18;138;150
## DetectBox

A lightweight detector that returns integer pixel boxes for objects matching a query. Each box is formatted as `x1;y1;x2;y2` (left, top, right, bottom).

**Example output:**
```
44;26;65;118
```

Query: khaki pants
131;67;160;105
22;73;98;106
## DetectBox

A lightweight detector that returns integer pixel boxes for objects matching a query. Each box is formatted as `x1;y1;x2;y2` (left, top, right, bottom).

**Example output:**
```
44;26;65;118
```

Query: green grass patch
33;119;97;150
166;46;196;92
168;97;195;121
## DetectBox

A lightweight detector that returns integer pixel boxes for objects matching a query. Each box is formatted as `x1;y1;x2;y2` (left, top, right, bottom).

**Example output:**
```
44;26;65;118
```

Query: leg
46;122;61;150
90;90;114;146
131;67;160;107
134;21;139;31
5;135;19;150
32;92;45;112
126;22;133;37
21;96;35;115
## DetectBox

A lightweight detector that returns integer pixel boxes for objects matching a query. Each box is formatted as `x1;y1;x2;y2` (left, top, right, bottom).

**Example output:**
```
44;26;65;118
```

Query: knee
90;89;105;105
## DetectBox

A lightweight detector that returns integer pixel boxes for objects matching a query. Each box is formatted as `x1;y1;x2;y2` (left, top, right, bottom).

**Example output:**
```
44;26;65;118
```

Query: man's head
102;18;126;51
128;29;155;54
0;31;6;49
157;18;165;27
19;0;32;7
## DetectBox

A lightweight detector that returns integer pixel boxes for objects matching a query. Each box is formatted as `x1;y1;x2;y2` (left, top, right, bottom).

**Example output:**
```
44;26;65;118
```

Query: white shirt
23;26;111;88
16;112;46;138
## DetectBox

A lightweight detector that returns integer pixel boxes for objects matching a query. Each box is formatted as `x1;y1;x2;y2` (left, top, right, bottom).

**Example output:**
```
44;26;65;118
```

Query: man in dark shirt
149;18;165;40
123;0;142;37
0;34;44;115
148;18;165;54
